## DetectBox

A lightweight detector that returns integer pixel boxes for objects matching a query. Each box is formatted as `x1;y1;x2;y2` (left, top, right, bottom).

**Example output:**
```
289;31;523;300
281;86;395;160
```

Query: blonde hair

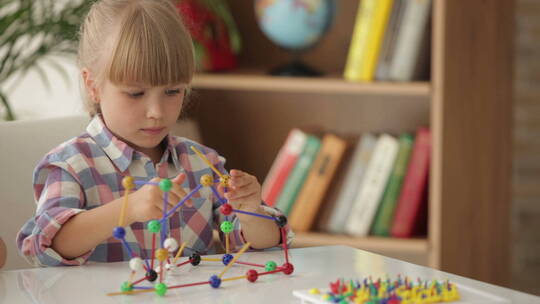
78;0;195;116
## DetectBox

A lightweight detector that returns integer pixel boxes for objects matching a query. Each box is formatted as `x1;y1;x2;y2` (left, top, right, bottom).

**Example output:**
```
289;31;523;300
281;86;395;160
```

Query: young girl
17;0;291;267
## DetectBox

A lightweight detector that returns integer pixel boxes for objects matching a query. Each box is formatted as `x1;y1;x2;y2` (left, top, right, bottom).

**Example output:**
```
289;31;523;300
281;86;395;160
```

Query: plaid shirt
17;115;292;267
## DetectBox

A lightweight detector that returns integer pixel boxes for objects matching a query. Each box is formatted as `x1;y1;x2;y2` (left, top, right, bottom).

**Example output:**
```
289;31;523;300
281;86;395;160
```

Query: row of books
261;127;431;238
343;0;432;82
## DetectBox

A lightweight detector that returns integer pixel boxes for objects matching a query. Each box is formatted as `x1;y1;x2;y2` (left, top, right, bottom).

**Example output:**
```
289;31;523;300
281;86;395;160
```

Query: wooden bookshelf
193;73;430;96
292;233;428;254
188;0;514;287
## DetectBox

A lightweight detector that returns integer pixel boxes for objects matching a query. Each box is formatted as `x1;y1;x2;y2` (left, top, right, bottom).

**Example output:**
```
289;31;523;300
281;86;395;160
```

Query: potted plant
0;0;91;121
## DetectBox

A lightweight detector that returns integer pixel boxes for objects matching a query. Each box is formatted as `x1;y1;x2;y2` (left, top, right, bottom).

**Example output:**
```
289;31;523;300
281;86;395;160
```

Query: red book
261;129;307;206
390;127;431;238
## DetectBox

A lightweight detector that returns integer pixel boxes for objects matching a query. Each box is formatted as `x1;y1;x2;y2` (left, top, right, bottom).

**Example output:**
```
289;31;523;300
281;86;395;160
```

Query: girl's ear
82;68;100;103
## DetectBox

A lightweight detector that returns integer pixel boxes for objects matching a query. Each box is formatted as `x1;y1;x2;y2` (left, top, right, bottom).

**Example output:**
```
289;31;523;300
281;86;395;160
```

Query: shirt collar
161;134;181;171
86;115;180;172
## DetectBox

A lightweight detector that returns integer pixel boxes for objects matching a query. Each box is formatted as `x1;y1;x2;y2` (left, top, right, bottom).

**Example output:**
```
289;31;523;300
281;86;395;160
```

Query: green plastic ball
121;281;133;292
265;261;277;271
155;282;168;296
159;178;172;192
220;221;233;234
147;220;161;233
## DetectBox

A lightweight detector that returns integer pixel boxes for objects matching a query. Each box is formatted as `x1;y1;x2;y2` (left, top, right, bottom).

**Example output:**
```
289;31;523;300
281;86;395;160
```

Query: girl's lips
141;127;165;135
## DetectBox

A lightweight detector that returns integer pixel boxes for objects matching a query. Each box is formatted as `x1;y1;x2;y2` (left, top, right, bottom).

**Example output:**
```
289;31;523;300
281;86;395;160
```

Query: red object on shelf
390;127;431;238
177;0;237;71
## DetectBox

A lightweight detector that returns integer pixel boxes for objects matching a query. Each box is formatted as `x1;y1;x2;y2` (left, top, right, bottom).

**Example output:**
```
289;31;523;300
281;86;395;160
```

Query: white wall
1;56;85;121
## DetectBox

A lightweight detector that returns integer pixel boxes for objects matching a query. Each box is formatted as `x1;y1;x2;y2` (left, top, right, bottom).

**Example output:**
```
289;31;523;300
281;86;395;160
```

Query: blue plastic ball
209;275;221;288
222;253;234;266
112;227;126;239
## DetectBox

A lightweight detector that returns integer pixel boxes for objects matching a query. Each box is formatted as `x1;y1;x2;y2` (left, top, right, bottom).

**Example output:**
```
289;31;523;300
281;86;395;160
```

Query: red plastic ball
220;203;233;216
281;262;294;275
246;269;258;282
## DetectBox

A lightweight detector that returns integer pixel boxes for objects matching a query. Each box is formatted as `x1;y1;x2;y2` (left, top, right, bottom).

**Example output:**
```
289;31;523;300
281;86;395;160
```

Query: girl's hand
126;173;191;223
219;170;262;214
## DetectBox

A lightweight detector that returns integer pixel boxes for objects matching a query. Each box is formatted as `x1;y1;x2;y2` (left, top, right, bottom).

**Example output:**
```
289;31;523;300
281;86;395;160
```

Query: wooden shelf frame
193;73;430;96
189;0;513;287
292;232;428;255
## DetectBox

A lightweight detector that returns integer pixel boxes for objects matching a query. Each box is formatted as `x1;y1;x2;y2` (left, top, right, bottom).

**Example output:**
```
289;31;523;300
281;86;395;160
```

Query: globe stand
269;60;322;77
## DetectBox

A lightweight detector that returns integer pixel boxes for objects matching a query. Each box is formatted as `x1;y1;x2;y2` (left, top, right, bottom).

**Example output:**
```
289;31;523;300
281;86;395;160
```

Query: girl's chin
129;136;166;150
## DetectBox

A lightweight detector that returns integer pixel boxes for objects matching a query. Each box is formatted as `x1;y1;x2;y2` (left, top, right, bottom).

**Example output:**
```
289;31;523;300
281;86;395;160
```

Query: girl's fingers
224;181;259;203
157;192;183;212
152;206;165;219
170;186;192;206
229;169;243;177
217;184;228;197
224;183;256;201
172;173;186;184
161;192;179;210
226;199;241;210
226;192;257;204
229;173;251;189
169;173;193;206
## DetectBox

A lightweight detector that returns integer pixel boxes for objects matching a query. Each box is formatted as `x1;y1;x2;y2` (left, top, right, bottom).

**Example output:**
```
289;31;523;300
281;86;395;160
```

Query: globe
255;0;334;76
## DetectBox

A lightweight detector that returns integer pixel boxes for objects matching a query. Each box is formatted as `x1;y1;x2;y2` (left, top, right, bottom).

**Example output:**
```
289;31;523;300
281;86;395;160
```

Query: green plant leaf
0;90;16;121
0;0;92;118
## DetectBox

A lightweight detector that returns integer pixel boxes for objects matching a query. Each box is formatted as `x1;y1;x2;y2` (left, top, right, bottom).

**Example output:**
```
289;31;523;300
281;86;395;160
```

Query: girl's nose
146;98;164;120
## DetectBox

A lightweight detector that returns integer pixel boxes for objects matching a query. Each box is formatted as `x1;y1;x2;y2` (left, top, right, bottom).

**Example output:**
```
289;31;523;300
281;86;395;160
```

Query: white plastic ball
129;257;144;271
163;238;178;252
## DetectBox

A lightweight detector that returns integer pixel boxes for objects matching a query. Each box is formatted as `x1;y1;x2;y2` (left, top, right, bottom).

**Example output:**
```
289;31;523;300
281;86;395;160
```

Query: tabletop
1;245;538;304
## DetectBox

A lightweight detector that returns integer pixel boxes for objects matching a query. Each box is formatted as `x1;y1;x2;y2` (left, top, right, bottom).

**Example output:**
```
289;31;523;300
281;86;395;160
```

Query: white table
1;245;538;303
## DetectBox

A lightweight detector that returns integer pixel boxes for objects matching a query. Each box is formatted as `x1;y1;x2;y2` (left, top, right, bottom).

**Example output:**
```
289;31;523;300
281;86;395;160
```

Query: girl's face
97;79;186;159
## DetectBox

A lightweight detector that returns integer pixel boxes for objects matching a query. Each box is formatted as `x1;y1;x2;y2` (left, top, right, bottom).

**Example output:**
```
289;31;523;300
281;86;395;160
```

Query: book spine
390;127;431;238
343;0;377;81
275;136;321;216
327;133;377;233
360;0;394;81
388;0;432;81
375;0;405;80
345;134;399;236
289;134;347;232
262;129;307;206
370;133;413;236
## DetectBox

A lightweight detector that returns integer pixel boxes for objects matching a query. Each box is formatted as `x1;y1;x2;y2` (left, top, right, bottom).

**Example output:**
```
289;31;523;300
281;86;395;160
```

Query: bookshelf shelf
292;232;428;254
191;0;513;287
193;72;430;96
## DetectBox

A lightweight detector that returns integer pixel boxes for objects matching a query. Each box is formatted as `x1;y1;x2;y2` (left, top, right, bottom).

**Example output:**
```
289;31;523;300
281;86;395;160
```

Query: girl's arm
222;170;281;249
237;207;280;249
51;197;126;259
53;175;188;259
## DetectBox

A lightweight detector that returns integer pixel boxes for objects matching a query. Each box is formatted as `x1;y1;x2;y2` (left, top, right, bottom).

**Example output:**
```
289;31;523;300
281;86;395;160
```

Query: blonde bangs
107;1;194;86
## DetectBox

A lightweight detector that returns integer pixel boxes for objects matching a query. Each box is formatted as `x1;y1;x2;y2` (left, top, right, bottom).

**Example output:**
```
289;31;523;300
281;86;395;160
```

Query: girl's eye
165;89;182;96
128;91;144;98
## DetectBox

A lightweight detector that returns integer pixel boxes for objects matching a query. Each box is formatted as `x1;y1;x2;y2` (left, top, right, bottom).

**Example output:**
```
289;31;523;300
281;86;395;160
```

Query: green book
370;133;414;236
275;135;321;216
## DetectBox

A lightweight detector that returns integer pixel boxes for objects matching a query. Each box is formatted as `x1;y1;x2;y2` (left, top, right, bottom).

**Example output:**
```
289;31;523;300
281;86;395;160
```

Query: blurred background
0;0;538;296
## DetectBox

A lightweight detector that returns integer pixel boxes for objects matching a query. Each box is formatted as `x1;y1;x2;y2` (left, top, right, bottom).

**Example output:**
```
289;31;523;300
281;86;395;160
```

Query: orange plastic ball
155;248;168;262
200;174;214;187
122;176;135;190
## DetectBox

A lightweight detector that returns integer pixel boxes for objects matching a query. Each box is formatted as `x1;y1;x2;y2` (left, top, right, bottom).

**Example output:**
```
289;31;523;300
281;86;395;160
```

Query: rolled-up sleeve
16;162;93;266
